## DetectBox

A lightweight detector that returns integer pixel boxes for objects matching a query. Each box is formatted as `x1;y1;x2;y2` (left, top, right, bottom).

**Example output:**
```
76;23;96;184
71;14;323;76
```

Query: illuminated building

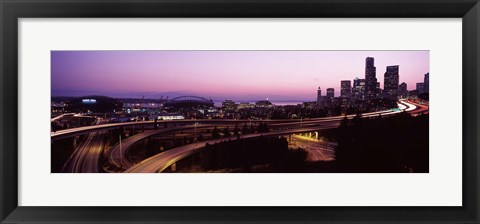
326;88;335;99
353;77;366;100
365;57;377;99
340;80;352;98
255;100;273;108
157;113;185;120
416;83;425;94
222;100;236;111
317;87;322;104
399;82;408;98
383;65;400;99
236;102;254;110
424;73;429;93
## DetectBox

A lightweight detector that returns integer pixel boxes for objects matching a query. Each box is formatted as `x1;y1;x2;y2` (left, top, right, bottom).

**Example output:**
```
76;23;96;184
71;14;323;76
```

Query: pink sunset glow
51;51;429;101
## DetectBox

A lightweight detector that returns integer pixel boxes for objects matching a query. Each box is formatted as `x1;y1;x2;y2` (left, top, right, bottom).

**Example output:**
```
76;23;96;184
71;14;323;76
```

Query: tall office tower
340;80;352;98
416;83;425;94
353;77;366;100
424;73;429;93
399;82;408;98
365;57;377;99
326;88;335;99
317;87;322;104
353;79;359;99
376;82;382;98
383;65;400;99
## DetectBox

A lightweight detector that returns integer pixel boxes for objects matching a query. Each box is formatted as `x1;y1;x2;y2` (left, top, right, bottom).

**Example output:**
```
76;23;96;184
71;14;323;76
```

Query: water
213;101;305;107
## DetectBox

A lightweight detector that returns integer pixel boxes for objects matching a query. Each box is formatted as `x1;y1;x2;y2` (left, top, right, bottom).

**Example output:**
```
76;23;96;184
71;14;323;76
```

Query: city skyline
51;50;429;101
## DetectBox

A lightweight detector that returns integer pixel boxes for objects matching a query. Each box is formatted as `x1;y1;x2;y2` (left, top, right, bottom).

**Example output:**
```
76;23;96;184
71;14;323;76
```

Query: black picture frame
1;0;479;223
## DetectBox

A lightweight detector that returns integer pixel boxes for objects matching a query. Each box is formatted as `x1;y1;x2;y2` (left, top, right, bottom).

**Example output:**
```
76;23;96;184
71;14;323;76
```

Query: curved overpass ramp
125;105;412;173
124;125;339;173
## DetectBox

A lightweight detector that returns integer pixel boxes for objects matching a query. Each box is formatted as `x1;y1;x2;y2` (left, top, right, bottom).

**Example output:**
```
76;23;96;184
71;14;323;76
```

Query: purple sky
51;51;429;101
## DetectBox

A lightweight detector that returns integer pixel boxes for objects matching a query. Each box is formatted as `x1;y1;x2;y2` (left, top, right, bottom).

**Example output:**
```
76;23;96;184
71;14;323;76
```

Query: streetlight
194;121;198;142
192;117;199;142
119;134;122;169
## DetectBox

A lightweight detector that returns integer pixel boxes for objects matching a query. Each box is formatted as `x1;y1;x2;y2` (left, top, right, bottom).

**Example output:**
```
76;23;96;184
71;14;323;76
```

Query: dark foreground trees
334;112;429;173
198;137;307;172
179;112;428;173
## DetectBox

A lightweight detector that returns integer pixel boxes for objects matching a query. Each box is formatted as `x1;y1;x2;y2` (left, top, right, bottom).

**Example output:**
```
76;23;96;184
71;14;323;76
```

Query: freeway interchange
53;99;426;173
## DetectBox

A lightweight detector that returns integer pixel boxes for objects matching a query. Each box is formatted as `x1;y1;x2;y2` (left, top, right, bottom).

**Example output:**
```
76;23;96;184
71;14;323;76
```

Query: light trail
51;103;411;141
124;101;423;173
57;99;427;173
399;99;417;112
107;124;215;169
124;125;340;173
51;113;75;122
62;119;107;173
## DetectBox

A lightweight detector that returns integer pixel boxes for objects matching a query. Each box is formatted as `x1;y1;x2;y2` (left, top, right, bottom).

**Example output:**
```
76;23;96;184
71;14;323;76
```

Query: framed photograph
1;0;478;223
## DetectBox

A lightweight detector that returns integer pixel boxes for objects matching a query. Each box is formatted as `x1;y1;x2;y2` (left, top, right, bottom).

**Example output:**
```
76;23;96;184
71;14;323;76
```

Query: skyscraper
383;65;400;99
353;77;366;100
326;88;335;99
376;82;382;98
399;82;408;98
424;73;429;93
416;83;425;94
365;57;377;99
340;80;352;98
317;87;322;104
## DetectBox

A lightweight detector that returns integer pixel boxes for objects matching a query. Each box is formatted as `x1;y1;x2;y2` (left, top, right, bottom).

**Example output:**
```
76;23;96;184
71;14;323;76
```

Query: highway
51;118;296;141
54;99;422;173
402;100;429;115
81;133;106;172
110;105;411;170
51;113;75;122
62;119;106;173
124;124;340;173
124;101;416;173
51;99;417;141
107;124;215;169
289;134;337;161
